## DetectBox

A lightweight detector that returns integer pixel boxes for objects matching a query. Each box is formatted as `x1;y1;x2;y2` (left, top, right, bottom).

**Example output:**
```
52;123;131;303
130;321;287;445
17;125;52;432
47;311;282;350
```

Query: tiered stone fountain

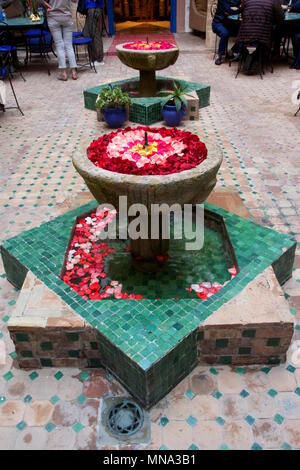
84;40;210;125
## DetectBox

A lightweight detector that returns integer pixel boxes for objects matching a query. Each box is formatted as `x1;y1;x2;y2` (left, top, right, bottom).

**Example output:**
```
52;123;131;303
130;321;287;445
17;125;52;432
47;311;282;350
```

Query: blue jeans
212;20;229;57
294;32;300;64
47;17;77;69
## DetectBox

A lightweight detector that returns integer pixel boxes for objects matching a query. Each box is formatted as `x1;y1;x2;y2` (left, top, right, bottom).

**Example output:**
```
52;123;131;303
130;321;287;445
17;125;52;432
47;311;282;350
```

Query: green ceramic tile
80;372;89;381
160;416;169;427
72;422;84;433
242;329;256;338
54;371;63;381
16;421;27;431
251;443;263;450
3;371;13;381
45;422;56;432
274;414;284;425
216;339;229;348
50;395;60;405
245;415;255;426
186;416;198;427
29;371;38;381
267;338;280;347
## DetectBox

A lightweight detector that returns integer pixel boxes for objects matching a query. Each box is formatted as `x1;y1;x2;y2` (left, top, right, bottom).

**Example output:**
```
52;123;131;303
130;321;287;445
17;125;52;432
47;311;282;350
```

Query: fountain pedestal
129;213;169;272
139;70;156;97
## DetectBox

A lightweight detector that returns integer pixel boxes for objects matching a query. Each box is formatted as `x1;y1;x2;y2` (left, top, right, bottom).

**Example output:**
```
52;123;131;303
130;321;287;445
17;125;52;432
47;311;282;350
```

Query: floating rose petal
228;266;238;277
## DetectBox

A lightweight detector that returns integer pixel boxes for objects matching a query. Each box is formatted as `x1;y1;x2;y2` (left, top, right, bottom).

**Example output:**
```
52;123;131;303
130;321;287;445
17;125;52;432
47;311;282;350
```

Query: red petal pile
123;41;176;50
62;210;143;301
87;126;207;176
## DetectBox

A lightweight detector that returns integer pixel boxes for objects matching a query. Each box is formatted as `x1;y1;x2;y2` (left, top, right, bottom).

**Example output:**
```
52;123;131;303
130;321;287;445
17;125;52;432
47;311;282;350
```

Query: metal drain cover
106;399;144;437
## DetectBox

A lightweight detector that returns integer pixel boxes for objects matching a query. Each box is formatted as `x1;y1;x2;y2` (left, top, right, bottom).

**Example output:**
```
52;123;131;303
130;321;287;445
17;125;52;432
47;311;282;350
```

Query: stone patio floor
0;33;300;450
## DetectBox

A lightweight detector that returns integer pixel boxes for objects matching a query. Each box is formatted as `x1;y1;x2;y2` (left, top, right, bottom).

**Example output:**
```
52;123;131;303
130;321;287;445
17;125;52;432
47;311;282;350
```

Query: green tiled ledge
1;201;296;408
83;77;210;125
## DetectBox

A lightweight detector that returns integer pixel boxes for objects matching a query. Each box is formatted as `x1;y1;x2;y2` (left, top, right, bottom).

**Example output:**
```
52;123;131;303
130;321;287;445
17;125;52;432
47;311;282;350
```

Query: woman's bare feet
71;69;78;80
58;69;68;81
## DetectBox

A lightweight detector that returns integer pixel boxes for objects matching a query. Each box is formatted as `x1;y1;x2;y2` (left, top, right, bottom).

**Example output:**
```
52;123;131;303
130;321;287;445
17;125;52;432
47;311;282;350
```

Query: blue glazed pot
162;104;186;127
102;106;127;129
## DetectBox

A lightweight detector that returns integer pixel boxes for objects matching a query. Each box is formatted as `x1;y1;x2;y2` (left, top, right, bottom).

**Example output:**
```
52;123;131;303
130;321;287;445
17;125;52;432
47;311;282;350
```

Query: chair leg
88;44;97;73
213;35;217;60
235;53;242;78
269;49;274;74
259;47;263;79
287;36;291;57
19;69;26;82
8;75;24;116
295;105;300;117
25;40;29;65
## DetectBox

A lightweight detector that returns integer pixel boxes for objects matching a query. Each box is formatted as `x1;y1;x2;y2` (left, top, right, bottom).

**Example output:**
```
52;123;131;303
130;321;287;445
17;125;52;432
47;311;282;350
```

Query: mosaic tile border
1;202;296;407
83;77;210;125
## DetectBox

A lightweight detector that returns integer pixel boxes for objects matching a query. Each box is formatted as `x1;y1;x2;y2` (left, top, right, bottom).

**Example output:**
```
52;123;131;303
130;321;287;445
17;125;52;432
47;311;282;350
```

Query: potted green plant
160;82;190;127
95;86;131;129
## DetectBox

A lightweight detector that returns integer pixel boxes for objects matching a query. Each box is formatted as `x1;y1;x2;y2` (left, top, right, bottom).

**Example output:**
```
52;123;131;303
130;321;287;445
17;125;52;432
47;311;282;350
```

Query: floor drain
106;399;144;437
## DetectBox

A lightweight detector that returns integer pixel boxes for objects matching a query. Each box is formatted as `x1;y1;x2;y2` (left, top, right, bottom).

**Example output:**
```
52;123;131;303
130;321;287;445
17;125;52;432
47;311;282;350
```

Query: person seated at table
236;0;284;68
212;0;241;66
287;0;300;68
82;0;104;65
273;1;300;57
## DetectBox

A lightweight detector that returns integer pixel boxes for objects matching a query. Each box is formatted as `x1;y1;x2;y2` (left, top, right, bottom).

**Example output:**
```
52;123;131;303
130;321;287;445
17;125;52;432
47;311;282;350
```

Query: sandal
58;69;68;81
58;74;68;81
71;69;78;80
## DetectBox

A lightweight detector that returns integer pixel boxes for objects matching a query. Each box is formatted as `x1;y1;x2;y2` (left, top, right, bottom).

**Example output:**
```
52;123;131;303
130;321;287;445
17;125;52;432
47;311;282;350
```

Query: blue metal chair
0;44;26;82
72;36;97;73
0;46;24;116
72;31;83;38
25;29;52;75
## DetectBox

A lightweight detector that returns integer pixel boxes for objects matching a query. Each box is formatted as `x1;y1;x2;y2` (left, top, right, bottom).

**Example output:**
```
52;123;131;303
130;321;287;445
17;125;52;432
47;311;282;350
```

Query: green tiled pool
83;77;210;125
1;201;296;407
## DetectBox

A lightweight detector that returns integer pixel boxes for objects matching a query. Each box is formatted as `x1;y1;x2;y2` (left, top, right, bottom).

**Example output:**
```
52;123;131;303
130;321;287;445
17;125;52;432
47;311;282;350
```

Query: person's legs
212;21;230;63
61;19;77;76
47;19;67;77
273;24;285;56
291;32;300;68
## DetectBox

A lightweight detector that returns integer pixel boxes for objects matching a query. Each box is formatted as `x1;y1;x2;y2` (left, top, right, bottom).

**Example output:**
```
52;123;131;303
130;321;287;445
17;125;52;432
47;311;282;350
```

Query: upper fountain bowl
116;42;179;97
116;42;179;72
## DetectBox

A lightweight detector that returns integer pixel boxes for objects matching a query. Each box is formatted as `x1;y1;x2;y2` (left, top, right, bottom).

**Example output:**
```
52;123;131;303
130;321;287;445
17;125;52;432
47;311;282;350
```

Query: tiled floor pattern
0;33;300;449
